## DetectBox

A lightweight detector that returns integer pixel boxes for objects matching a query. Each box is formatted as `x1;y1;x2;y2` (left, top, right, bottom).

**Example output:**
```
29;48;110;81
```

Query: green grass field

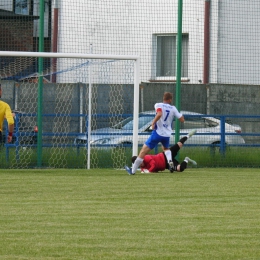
1;146;260;168
1;168;260;259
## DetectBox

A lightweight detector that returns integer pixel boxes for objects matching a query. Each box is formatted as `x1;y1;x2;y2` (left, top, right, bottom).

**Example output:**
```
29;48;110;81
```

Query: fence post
220;116;226;155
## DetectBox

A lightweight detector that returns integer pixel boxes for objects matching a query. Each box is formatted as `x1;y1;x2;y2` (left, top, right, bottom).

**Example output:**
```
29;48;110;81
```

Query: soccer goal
0;51;140;169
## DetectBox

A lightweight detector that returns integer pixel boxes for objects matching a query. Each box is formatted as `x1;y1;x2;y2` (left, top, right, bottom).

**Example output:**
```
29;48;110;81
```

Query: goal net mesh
0;54;136;169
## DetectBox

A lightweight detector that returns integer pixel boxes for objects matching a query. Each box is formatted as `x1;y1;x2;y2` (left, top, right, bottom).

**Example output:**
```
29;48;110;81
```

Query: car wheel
209;141;219;155
210;141;230;155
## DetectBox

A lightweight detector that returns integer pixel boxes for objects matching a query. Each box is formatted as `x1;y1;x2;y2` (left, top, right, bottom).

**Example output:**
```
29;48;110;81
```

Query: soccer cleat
185;157;197;166
188;129;197;138
124;165;135;175
168;160;174;173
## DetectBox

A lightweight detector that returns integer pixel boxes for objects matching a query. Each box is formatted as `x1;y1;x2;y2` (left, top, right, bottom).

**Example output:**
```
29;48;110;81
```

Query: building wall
0;19;34;51
57;0;205;84
56;0;260;85
209;84;260;115
214;1;260;85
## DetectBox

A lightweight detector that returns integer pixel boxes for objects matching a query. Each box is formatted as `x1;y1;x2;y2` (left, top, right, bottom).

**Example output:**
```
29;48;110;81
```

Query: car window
112;117;133;129
179;117;217;129
123;116;152;130
112;115;152;130
138;116;153;128
122;118;135;130
205;119;219;127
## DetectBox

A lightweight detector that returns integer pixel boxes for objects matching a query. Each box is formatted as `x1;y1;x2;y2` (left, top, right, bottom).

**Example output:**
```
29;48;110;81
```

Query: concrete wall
1;81;260;136
208;84;260;137
1;81;135;133
208;84;260;115
140;83;207;114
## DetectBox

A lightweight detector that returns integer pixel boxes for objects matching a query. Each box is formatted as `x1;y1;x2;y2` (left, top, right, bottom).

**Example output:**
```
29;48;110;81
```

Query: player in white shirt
125;92;185;175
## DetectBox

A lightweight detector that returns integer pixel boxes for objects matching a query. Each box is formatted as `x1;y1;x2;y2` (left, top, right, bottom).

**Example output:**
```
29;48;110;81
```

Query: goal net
0;51;140;169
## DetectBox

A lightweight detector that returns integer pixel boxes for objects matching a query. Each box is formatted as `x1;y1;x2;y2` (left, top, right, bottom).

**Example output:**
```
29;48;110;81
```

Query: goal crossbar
0;51;139;61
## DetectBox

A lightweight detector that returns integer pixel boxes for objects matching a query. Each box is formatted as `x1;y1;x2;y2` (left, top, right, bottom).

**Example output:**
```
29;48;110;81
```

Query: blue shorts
145;130;170;149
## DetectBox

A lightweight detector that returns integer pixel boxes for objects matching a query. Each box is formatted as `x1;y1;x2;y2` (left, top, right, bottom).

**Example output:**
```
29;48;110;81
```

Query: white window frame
153;34;189;81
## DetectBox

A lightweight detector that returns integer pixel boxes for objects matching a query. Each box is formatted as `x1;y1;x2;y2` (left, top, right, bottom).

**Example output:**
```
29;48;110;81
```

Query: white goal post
0;51;140;169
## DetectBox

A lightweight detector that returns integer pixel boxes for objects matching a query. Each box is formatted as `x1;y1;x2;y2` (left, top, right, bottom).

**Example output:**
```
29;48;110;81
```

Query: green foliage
1;168;260;259
0;146;259;168
179;147;260;167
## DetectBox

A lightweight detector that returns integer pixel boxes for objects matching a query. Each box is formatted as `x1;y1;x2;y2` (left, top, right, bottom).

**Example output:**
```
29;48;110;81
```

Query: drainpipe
203;0;210;84
52;0;59;83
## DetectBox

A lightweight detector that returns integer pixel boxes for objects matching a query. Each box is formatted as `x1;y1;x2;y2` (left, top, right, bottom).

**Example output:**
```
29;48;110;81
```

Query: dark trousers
163;143;181;169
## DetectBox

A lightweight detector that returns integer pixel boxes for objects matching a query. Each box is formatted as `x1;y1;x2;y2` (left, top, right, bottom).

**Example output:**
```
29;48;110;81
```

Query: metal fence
1;113;259;169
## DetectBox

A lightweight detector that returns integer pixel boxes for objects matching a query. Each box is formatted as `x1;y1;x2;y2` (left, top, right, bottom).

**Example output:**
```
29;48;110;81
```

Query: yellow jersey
0;100;14;132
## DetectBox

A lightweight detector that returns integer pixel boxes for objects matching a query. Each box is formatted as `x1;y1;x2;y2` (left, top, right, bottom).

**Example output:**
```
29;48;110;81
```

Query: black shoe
168;160;174;173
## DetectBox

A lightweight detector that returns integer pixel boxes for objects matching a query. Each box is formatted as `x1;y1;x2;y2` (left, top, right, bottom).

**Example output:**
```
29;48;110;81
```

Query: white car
74;111;245;148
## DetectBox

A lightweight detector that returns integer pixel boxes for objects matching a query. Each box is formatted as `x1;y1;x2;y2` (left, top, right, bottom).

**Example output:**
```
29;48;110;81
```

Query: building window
14;0;30;15
156;34;188;79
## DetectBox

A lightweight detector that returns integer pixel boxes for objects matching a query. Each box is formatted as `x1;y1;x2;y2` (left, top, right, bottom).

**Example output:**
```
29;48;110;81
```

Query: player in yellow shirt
0;83;14;143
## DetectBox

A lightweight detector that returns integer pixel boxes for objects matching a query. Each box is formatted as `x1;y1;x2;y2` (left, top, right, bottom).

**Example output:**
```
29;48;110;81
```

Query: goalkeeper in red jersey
129;132;197;174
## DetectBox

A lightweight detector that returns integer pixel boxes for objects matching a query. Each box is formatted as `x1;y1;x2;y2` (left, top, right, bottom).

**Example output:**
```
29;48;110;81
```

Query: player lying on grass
125;129;197;175
128;92;185;174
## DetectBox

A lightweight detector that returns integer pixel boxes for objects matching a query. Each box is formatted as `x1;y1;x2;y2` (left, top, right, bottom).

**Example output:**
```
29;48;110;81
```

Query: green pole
175;0;183;144
37;0;44;167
